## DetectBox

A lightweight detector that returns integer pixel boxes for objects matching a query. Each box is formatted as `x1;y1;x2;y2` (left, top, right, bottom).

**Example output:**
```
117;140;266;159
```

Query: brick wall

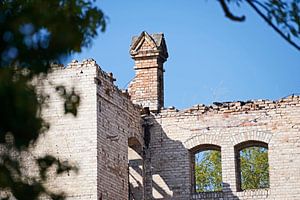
33;59;143;200
96;63;143;200
145;96;300;199
128;32;168;112
3;31;299;200
129;60;164;111
34;60;99;199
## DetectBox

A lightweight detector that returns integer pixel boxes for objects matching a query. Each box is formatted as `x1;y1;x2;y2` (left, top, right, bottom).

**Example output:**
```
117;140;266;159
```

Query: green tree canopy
194;150;222;192
194;146;269;193
239;146;269;190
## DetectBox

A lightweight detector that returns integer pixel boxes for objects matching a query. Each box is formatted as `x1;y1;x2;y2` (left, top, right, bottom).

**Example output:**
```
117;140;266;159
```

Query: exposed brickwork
35;60;99;199
29;59;143;200
127;32;300;200
95;62;143;200
3;32;299;200
146;95;300;199
128;32;168;112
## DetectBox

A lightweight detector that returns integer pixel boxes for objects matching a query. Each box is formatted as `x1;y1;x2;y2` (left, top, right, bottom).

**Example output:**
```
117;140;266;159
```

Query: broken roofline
52;58;300;115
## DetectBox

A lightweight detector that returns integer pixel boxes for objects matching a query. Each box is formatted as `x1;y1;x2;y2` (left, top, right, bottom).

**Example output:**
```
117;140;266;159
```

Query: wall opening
128;137;143;200
190;144;222;193
235;140;269;191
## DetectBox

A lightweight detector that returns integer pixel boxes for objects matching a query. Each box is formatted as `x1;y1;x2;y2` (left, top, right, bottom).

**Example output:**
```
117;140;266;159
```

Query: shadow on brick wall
138;116;240;200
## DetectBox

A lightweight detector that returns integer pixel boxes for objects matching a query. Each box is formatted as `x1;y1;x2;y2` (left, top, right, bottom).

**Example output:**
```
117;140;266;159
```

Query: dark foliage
0;0;106;199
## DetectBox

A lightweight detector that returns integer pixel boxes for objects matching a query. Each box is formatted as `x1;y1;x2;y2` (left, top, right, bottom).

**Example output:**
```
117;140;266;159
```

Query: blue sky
69;0;300;109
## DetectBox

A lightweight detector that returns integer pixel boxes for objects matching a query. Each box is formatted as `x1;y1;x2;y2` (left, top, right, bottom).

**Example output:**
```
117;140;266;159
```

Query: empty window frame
235;141;269;191
191;144;222;193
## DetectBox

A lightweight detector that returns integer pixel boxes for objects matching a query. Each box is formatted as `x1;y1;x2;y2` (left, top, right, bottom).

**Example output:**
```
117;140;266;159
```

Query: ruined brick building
36;32;300;199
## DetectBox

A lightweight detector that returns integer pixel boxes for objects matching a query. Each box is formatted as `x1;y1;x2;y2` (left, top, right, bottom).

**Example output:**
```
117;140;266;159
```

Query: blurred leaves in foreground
0;0;106;199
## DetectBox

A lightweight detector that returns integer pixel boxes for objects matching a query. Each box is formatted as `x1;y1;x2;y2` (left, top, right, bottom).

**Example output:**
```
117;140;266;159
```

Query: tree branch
218;0;246;22
246;0;300;51
252;0;270;12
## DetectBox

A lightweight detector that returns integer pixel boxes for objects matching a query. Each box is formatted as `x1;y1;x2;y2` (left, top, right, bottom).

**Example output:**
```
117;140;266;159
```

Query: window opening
235;141;269;191
192;145;222;193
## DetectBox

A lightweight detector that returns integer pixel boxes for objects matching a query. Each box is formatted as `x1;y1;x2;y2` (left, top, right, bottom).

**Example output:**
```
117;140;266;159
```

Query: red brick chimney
128;31;168;112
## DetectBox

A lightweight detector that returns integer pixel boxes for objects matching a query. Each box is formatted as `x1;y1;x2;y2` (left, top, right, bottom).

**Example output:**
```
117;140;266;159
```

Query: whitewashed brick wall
34;59;143;200
145;97;300;200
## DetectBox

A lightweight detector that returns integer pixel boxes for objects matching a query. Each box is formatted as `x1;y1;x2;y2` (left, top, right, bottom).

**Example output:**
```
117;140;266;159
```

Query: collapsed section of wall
146;96;300;200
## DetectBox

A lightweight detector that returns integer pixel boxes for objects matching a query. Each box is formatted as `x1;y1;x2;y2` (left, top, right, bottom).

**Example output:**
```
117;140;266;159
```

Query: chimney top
130;31;168;61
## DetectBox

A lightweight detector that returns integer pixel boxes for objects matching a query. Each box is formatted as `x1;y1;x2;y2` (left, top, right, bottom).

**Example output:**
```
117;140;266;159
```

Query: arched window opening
235;141;269;191
128;137;143;200
191;144;222;193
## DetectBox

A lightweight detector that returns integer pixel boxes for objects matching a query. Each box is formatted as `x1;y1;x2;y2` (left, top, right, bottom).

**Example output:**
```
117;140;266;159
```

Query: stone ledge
192;191;224;199
236;188;270;198
191;189;270;199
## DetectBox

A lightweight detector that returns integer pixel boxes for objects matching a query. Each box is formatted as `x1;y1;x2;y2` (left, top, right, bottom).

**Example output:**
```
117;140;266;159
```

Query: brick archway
183;132;222;150
230;131;273;146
